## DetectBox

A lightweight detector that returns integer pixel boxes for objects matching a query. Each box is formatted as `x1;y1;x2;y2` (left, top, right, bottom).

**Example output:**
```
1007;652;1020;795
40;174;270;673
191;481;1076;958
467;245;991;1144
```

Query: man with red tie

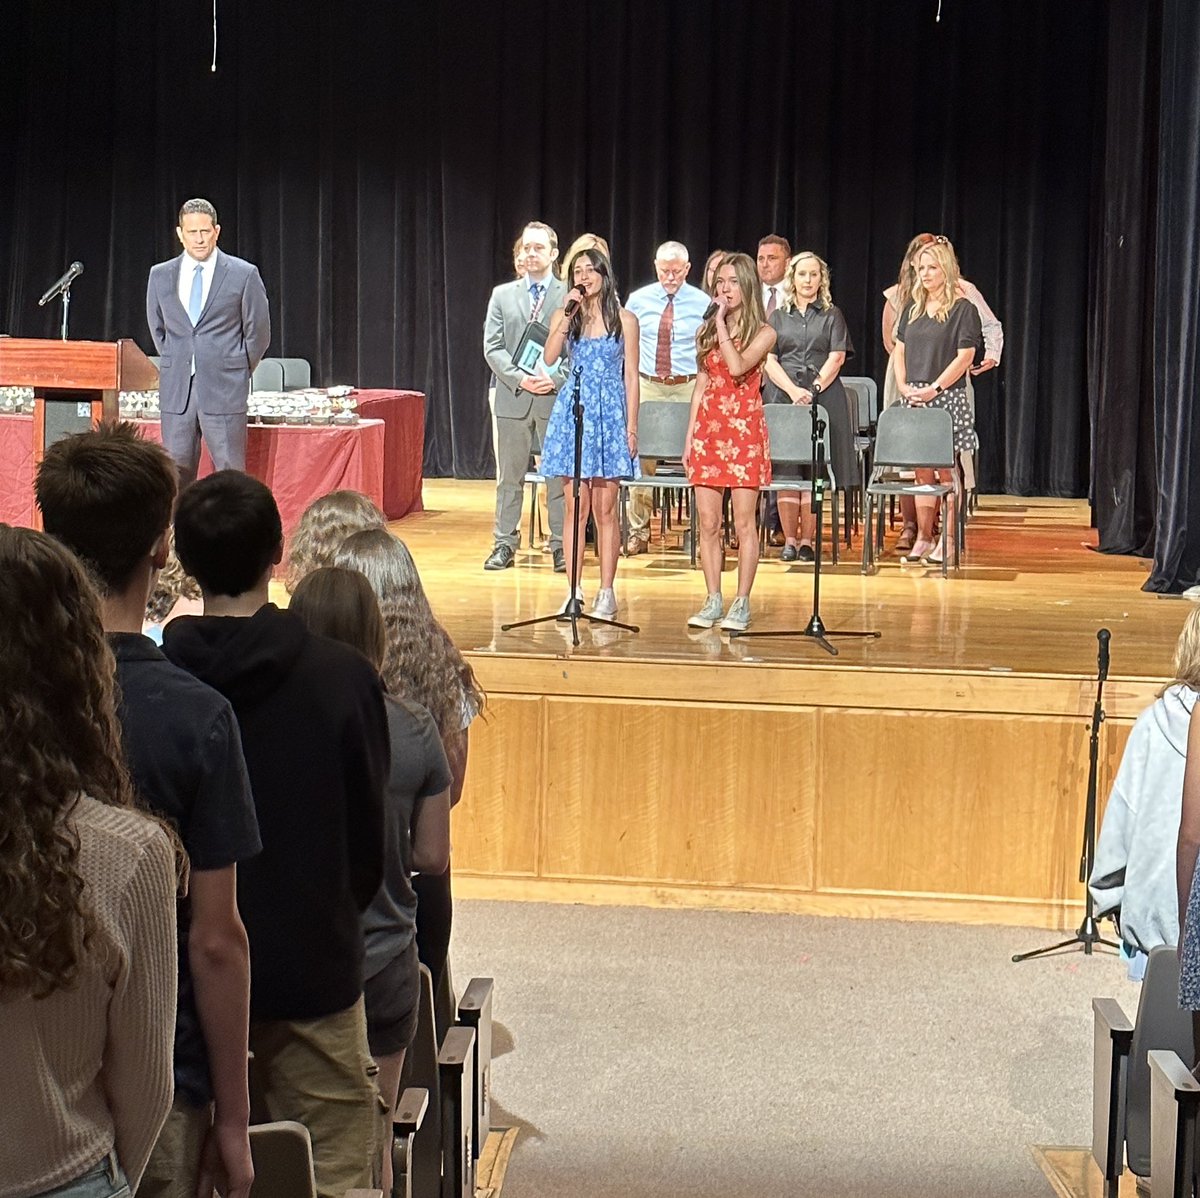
621;241;710;555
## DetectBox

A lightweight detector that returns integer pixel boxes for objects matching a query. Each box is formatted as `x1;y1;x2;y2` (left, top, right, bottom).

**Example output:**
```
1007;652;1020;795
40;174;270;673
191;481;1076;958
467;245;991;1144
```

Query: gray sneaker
687;593;723;628
720;596;751;632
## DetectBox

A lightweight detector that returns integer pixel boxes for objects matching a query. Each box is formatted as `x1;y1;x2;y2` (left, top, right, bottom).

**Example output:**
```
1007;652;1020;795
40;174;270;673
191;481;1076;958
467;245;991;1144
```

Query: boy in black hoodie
165;470;388;1198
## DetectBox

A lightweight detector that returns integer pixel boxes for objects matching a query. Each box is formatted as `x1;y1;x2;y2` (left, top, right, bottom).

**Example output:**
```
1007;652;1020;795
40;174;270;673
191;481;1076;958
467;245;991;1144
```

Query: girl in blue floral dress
541;248;640;618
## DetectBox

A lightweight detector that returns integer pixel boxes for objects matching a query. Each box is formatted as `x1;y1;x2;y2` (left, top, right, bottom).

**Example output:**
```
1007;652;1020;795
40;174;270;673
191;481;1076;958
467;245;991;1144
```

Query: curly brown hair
285;490;387;593
334;529;485;743
0;526;139;997
145;529;201;624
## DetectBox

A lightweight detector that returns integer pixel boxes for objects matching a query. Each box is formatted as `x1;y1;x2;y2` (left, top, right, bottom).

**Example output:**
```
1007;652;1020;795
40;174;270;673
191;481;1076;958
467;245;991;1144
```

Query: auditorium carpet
451;900;1138;1198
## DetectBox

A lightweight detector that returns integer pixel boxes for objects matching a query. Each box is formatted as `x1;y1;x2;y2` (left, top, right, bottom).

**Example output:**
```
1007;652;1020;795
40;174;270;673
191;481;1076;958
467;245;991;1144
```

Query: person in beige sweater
0;526;179;1198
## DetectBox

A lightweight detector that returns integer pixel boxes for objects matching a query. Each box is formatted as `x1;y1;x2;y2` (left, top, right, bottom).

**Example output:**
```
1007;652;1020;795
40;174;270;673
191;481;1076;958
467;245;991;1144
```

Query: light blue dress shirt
624;280;710;377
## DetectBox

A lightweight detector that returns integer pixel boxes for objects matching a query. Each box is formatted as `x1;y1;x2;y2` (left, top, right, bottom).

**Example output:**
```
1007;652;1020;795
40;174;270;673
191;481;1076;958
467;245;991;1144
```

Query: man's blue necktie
188;263;204;324
530;282;544;317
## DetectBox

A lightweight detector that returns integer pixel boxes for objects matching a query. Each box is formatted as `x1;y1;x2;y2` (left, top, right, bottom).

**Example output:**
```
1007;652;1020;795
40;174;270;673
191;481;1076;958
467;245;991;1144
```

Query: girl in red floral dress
682;252;776;632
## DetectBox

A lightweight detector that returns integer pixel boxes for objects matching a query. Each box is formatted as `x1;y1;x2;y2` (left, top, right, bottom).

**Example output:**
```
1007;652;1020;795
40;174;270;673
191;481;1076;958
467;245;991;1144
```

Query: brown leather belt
640;372;697;386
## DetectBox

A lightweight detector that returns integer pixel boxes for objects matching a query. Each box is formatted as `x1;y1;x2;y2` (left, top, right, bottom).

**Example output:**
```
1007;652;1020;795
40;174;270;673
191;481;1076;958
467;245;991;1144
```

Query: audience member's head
910;237;961;321
702;249;726;294
519;221;558;280
335;528;484;738
756;235;791;286
35;422;177;597
286;489;387;593
0;525;136;997
557;232;611;281
289;566;386;673
782;251;833;311
697;252;767;365
174;471;283;598
654;241;690;296
1173;603;1200;690
564;247;621;339
895;232;939;309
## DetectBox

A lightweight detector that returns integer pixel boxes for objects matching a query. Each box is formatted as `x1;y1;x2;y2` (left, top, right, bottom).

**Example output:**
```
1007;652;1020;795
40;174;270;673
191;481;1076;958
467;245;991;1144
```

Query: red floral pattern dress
686;345;772;487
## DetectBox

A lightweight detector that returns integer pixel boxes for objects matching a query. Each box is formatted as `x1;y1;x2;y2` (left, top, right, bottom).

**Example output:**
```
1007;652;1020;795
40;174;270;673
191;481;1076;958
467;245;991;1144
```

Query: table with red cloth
0;413;385;536
351;389;425;518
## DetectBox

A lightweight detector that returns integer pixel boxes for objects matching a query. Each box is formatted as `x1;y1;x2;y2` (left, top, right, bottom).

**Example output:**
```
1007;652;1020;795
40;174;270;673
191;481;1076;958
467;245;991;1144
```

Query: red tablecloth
0;414;385;536
351;389;425;518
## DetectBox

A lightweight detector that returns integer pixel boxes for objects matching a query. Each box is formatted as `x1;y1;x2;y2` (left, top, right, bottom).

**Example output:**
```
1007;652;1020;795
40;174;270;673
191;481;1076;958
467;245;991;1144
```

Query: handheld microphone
1097;628;1111;681
563;286;586;318
703;300;719;320
38;261;84;307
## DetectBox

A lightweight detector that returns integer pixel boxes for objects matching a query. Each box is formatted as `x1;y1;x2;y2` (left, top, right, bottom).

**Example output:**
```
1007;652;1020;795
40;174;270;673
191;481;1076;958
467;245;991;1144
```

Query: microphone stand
58;282;72;341
502;365;639;647
732;377;880;655
1013;630;1119;962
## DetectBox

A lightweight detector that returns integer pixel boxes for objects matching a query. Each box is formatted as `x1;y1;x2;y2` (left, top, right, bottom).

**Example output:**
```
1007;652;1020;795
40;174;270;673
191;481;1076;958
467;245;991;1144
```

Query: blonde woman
883;233;1003;550
284;489;387;592
556;232;611;281
892;239;982;564
681;252;776;631
762;251;855;562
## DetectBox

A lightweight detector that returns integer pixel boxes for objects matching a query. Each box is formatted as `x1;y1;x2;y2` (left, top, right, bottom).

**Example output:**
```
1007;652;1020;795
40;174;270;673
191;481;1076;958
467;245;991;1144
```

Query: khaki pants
140;1099;212;1198
249;997;381;1198
628;377;693;536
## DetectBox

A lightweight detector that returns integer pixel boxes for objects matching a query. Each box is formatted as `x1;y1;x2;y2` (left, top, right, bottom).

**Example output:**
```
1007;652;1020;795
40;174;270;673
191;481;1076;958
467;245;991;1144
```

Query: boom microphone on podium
38;262;84;307
37;261;84;339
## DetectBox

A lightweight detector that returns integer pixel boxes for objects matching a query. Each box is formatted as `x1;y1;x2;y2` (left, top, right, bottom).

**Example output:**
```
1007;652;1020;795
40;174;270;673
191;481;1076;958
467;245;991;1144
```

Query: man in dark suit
147;198;271;488
482;220;567;571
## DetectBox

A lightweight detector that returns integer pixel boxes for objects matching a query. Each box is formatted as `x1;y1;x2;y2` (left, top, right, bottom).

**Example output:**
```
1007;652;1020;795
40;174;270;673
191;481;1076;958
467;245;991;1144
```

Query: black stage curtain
1145;0;1200;593
0;0;1106;497
1087;0;1160;558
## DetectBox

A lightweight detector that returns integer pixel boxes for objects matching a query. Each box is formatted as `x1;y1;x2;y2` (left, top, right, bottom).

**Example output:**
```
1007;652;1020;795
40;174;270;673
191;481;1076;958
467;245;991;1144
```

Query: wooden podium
0;338;159;461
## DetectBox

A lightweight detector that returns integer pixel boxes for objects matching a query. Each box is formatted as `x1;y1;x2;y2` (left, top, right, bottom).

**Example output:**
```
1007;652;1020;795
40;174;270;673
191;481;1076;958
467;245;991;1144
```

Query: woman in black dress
762;252;855;561
892;239;982;564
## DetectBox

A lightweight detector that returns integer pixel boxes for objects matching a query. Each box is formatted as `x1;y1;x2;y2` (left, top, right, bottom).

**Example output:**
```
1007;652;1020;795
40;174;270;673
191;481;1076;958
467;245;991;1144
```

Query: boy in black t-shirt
37;424;261;1198
164;470;388;1198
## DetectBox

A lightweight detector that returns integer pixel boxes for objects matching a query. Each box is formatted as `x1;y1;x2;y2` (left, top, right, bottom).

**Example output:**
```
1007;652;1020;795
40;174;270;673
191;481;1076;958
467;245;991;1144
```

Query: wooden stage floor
391;480;1192;928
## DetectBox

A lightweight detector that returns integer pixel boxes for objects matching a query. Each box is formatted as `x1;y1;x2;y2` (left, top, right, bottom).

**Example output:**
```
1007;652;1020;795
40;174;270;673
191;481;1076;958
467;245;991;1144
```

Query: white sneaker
557;587;584;616
720;596;751;632
591;587;618;618
687;593;723;628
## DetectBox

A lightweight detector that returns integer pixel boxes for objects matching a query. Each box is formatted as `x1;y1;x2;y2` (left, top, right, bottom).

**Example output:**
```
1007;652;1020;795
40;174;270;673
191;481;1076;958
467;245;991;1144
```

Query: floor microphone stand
1013;629;1119;962
502;365;639;647
732;379;880;655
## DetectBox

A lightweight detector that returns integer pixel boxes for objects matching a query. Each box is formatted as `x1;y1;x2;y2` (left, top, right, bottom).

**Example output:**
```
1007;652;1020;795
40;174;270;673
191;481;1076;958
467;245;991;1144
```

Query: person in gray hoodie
1091;603;1200;963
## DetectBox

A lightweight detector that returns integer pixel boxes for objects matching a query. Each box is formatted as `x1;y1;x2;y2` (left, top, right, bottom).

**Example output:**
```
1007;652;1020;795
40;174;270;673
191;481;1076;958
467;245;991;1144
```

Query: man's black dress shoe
552;548;566;573
484;543;515;570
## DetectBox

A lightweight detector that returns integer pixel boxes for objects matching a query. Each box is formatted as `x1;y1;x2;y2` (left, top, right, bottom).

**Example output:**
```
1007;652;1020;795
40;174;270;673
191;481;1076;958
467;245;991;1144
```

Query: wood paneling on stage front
451;656;1152;929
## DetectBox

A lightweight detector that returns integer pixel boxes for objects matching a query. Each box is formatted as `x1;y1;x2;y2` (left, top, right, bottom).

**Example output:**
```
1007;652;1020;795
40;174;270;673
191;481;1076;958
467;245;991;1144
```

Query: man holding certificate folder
482;221;568;572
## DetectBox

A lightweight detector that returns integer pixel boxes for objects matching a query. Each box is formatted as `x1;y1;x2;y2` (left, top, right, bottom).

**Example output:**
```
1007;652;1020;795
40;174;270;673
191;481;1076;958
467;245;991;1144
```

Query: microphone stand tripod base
734;407;879;655
500;365;640;649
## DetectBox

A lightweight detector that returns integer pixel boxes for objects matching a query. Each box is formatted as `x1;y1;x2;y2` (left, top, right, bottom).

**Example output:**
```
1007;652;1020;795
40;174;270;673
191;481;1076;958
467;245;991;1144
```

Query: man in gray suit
147;198;271;489
482;221;566;571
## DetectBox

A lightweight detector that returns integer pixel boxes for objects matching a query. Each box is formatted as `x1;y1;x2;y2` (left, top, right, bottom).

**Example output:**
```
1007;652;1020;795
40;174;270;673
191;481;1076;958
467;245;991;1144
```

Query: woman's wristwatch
932;383;944;395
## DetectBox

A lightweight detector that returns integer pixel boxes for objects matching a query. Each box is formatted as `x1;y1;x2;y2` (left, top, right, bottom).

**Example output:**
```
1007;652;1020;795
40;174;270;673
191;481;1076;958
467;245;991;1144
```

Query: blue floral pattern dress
540;335;633;480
